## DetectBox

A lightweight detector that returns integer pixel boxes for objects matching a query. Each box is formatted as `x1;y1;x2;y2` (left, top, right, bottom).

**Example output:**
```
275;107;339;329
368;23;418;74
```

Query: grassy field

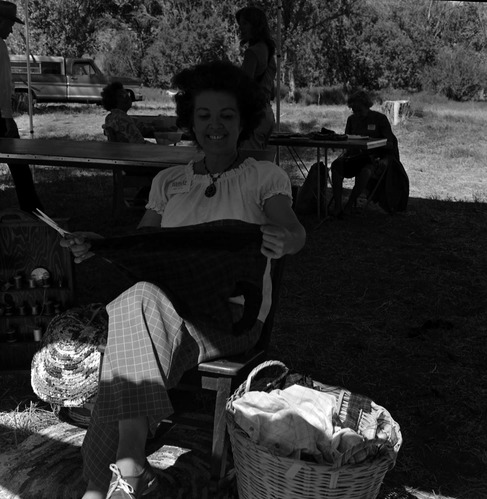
10;94;487;204
1;96;487;499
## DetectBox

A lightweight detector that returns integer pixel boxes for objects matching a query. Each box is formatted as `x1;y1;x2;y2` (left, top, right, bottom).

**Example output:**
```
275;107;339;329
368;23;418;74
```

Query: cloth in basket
226;360;403;499
232;384;373;465
31;304;108;407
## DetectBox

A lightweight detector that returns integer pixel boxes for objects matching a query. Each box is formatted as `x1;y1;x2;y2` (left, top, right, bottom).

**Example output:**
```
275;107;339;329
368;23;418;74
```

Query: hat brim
0;14;24;24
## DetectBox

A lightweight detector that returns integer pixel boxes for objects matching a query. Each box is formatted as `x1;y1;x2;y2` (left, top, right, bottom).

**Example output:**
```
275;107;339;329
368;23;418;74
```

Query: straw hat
31;304;108;407
0;1;24;24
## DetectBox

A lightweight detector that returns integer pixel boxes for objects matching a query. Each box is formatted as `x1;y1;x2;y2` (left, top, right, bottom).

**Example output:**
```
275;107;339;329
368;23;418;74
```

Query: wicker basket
226;360;402;499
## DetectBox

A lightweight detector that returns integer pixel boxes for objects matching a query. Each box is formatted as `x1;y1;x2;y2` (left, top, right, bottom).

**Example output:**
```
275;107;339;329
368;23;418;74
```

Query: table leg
317;148;321;219
287;146;309;178
323;148;328;218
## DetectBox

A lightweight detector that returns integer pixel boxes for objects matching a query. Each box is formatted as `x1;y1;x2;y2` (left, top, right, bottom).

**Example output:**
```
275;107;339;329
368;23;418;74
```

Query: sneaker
106;462;158;499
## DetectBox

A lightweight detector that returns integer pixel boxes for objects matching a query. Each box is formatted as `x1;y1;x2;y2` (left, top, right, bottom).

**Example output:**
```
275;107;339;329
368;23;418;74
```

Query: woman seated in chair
101;81;153;144
331;90;399;217
62;60;306;499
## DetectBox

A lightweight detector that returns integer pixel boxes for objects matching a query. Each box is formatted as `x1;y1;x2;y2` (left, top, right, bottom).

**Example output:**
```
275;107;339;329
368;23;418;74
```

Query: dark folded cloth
93;219;261;253
320;126;337;135
308;129;348;141
93;220;267;335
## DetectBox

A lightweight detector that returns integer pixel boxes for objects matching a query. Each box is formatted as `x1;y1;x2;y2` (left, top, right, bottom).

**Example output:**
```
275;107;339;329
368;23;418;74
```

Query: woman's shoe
106;462;158;499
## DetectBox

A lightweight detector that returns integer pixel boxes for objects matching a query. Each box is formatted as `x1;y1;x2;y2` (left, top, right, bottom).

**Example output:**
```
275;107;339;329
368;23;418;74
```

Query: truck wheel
13;92;36;114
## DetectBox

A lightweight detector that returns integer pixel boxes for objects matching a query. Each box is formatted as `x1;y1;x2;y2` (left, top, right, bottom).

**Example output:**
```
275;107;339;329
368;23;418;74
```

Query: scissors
33;209;74;239
34;209;100;263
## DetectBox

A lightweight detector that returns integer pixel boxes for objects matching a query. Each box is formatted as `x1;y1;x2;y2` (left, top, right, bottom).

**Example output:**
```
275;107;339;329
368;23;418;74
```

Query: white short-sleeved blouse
146;157;291;226
145;157;292;322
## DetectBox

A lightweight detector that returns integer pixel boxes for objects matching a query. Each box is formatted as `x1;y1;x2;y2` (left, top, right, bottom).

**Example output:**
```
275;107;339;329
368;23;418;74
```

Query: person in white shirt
0;1;42;213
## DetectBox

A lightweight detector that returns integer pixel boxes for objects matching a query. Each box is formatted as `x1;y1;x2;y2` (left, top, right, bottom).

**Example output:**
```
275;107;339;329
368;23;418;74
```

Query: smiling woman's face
192;90;243;154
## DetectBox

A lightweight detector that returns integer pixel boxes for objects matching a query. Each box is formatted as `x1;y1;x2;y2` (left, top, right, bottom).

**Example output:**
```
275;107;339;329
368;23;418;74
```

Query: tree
141;1;239;88
421;45;487;100
7;0;487;98
13;0;114;56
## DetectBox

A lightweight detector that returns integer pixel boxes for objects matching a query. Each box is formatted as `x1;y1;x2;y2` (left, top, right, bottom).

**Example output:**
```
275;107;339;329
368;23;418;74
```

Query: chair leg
210;377;233;485
365;163;389;210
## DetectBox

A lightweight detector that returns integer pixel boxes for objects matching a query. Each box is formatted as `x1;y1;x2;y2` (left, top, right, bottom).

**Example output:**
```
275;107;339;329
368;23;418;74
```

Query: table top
268;133;387;150
0;138;200;169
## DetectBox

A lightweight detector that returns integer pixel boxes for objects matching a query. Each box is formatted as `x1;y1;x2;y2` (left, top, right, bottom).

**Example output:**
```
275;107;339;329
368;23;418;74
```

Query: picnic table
0;137;199;169
0;137;201;215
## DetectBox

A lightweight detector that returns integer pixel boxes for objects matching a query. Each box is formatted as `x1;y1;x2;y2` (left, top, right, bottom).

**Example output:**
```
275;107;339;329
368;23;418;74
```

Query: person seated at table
101;81;153;144
62;60;306;499
330;90;399;217
102;81;159;205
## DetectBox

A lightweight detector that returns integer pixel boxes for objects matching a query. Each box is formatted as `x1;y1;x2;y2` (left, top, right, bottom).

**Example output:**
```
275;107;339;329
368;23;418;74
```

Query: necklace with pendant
203;154;239;198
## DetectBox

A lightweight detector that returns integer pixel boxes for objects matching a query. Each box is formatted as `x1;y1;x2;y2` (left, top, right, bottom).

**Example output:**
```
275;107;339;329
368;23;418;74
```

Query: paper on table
346;135;370;139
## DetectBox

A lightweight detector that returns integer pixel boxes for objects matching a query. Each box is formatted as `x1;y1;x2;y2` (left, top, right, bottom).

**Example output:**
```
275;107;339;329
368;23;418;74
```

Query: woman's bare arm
261;194;306;259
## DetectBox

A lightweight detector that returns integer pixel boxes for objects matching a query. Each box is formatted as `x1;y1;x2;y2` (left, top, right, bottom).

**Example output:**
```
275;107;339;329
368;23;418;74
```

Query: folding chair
364;160;391;210
364;156;409;213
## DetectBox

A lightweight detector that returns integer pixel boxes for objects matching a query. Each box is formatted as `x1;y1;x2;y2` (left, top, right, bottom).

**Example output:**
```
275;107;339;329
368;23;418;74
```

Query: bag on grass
294;161;328;215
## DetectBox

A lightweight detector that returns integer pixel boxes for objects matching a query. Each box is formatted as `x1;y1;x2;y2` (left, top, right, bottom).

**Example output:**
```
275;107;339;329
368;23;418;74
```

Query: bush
277;84;290;102
102;32;141;79
421;46;487;101
318;85;348;105
287;85;348;106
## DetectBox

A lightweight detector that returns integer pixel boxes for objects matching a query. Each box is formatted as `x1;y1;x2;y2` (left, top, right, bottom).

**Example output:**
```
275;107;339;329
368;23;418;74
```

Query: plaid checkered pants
82;281;262;488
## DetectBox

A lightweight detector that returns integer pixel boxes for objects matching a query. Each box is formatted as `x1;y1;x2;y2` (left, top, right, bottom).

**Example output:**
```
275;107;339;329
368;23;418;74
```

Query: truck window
41;62;62;75
73;63;96;76
11;61;41;74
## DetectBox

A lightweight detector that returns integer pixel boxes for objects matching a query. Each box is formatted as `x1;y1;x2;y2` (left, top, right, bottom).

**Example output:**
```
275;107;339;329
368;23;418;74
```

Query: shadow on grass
274;197;487;499
1;168;487;498
0;377;218;499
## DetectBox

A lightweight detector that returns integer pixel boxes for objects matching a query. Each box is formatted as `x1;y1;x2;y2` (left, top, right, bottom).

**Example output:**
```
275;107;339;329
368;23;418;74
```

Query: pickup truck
9;55;144;111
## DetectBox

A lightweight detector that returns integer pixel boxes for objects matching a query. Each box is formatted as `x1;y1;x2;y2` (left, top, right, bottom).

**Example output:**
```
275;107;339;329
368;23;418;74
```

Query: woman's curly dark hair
172;60;267;146
101;81;124;111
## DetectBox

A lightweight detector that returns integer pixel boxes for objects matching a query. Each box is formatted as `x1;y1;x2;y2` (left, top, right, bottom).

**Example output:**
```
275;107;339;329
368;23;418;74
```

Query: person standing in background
0;1;43;213
236;6;276;150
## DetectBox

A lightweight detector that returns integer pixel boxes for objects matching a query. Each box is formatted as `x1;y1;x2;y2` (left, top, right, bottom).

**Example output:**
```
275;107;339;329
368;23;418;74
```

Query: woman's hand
260;224;291;259
262;194;306;259
60;231;103;264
